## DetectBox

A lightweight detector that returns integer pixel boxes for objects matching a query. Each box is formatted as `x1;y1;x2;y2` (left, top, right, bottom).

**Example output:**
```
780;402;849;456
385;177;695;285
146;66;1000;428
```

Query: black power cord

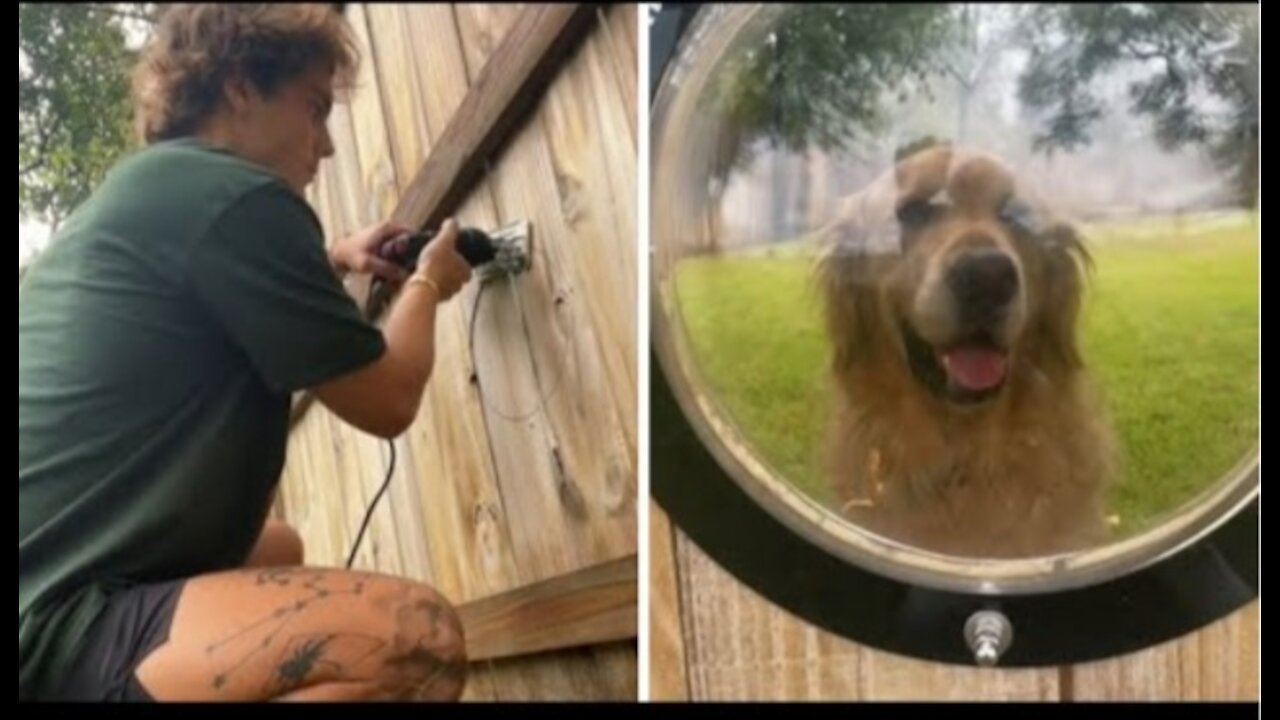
344;275;565;568
344;227;550;570
345;438;397;569
345;228;492;569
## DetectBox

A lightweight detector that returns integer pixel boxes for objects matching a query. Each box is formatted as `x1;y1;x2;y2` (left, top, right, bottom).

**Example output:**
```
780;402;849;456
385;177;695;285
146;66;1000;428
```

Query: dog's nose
947;247;1018;318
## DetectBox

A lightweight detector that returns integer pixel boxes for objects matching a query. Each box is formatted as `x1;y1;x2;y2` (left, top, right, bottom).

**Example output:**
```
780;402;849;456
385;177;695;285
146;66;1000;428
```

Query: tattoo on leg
263;633;385;697
254;568;297;588
385;642;468;691
272;634;337;694
252;567;366;591
205;572;368;692
203;573;463;698
385;594;467;697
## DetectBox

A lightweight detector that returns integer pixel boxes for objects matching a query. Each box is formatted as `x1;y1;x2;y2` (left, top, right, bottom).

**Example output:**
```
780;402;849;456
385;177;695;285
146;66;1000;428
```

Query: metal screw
964;610;1013;667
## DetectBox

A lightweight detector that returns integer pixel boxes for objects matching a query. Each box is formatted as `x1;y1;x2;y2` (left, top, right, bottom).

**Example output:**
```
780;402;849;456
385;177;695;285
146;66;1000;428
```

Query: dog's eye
896;199;945;230
998;198;1041;236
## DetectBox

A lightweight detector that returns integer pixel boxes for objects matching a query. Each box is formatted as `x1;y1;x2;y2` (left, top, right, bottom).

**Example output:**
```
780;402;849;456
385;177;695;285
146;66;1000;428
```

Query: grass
672;212;1259;536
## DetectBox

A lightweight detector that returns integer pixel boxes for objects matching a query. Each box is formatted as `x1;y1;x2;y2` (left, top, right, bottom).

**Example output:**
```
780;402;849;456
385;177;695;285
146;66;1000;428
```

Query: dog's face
820;146;1089;406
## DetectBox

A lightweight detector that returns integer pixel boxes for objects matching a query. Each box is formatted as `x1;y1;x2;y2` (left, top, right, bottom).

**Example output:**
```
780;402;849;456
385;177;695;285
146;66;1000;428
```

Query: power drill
365;219;532;317
382;226;499;269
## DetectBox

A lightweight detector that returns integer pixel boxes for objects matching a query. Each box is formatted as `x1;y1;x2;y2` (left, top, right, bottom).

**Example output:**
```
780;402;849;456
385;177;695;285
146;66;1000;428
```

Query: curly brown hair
131;4;359;144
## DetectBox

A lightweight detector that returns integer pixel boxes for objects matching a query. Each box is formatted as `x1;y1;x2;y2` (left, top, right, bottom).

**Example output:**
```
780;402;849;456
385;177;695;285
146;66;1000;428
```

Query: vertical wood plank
672;530;1058;700
1068;600;1259;700
398;3;524;608
540;14;638;459
649;503;691;700
283;4;637;700
453;3;636;579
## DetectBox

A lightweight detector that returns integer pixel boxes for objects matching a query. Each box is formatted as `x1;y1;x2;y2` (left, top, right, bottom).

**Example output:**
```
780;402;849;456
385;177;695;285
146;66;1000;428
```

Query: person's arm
312;220;472;438
326;221;412;283
189;183;471;440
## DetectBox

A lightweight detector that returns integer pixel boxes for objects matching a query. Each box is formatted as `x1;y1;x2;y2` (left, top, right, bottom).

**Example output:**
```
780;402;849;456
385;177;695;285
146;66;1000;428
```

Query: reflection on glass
653;4;1259;560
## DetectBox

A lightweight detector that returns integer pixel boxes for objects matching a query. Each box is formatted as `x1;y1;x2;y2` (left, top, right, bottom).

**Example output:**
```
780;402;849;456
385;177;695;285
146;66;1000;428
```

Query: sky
19;219;48;266
19;13;150;268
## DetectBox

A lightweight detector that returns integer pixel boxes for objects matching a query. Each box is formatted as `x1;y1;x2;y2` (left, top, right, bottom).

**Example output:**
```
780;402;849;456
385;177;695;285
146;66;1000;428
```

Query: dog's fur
816;145;1116;558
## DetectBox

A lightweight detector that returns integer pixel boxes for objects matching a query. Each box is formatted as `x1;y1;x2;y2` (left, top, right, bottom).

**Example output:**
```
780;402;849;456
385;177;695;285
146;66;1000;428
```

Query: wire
467;277;573;423
343;278;519;699
345;438;397;569
348;240;568;696
507;272;557;429
345;254;565;700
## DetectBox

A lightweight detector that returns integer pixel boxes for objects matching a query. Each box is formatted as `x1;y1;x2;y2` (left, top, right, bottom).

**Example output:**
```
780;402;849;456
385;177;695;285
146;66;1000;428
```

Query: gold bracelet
406;273;441;298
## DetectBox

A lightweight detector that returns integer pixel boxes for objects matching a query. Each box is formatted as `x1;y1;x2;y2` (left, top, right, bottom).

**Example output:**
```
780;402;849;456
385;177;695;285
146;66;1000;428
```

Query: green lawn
673;212;1259;536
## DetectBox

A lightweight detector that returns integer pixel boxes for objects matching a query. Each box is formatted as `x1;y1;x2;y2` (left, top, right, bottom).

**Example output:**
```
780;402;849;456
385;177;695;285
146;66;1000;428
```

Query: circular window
651;3;1258;666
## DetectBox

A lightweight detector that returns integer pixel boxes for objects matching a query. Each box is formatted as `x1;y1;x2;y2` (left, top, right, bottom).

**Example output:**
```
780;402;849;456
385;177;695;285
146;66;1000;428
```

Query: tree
18;3;157;227
936;4;1023;147
703;4;957;184
680;4;956;249
1016;3;1260;207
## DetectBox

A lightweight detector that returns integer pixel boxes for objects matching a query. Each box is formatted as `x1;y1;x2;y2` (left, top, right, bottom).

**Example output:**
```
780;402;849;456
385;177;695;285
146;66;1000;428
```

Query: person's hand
329;220;414;286
412;219;472;302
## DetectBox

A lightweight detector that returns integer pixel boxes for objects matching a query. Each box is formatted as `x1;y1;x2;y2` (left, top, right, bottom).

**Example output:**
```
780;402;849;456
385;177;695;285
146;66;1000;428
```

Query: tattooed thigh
134;567;467;701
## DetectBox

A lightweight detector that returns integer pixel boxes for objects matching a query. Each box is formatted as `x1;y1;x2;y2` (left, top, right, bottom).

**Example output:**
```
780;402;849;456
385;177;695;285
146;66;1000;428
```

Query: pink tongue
940;348;1008;391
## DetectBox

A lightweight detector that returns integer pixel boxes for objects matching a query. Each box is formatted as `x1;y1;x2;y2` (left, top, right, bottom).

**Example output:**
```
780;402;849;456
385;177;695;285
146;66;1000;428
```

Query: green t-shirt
18;138;386;700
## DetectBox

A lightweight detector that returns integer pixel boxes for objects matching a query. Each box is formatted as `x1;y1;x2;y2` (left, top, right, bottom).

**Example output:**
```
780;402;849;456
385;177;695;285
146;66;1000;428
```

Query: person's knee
275;523;304;566
378;586;468;700
267;520;302;566
245;520;305;567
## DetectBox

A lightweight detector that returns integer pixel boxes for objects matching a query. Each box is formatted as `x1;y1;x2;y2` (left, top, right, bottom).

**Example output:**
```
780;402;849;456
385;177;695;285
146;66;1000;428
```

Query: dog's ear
818;253;869;370
1034;221;1092;371
815;213;891;372
893;145;953;210
996;186;1092;372
816;148;954;372
948;154;1016;215
817;249;885;373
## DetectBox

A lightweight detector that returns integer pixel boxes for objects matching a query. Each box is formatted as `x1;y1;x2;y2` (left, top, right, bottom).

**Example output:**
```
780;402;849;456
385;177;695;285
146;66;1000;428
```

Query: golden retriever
816;145;1116;558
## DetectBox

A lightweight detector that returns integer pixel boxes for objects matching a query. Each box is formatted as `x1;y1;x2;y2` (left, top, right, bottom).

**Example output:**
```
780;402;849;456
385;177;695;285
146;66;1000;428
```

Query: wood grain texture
672;526;1056;700
538;4;639;460
459;554;637;662
1067;599;1259;700
398;2;521;607
327;4;410;577
673;527;866;700
390;3;598;238
450;3;638;699
463;642;637;701
657;522;1258;700
453;1;637;580
594;5;637;146
291;2;600;424
649;503;691;700
281;3;637;701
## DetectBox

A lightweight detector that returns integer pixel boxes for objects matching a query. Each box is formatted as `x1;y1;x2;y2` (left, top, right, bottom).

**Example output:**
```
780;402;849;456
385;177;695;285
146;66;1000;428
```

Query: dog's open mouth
940;345;1008;392
902;324;1008;404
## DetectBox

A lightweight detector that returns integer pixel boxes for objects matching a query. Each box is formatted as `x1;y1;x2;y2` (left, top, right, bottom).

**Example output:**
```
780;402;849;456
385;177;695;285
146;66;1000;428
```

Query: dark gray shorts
55;579;186;702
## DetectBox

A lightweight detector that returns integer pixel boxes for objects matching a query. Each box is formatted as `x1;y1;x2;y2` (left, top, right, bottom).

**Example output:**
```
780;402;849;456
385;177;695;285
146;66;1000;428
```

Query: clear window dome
651;3;1259;592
